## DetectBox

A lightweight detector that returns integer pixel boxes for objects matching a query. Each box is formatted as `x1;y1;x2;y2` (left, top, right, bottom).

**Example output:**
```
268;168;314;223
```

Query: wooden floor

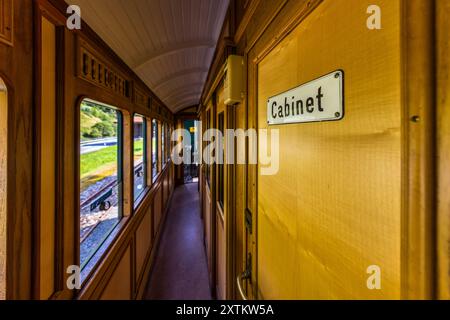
144;183;212;300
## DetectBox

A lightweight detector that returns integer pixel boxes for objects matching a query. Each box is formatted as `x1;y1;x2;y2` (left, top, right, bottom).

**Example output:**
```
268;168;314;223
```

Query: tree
91;121;116;138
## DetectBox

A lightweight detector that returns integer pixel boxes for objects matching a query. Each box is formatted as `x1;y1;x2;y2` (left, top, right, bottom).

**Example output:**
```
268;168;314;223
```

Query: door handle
236;253;252;300
236;269;250;300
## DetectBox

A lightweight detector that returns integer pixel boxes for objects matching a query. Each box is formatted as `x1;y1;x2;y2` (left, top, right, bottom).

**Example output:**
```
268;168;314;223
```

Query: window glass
79;99;122;273
152;119;158;180
166;124;169;163
133;115;146;202
161;123;165;165
167;123;171;163
206;110;211;185
168;124;172;162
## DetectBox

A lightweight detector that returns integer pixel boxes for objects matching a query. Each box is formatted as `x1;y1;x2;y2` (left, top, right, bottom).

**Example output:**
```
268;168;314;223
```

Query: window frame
151;118;159;182
205;109;211;186
161;122;165;166
133;113;148;206
78;98;125;281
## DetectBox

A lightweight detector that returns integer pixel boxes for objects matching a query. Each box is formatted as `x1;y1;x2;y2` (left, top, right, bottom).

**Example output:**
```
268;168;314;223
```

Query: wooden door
234;101;247;300
215;83;227;299
252;0;434;299
203;99;216;295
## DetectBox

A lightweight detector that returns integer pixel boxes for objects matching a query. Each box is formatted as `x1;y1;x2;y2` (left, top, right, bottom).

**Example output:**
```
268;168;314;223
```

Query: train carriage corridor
145;183;211;300
0;0;449;304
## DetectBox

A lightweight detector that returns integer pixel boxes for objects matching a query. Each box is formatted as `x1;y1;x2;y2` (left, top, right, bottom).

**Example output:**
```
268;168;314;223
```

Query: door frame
436;0;450;300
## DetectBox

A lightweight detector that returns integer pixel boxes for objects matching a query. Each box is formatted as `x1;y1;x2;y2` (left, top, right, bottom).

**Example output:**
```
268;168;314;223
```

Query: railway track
80;163;144;243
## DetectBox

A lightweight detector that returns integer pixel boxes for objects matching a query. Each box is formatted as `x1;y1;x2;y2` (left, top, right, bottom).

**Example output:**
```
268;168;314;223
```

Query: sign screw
335;112;341;118
335;73;340;78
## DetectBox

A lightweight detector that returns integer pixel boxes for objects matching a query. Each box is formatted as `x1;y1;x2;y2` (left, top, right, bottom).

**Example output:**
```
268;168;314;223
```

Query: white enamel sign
267;70;344;125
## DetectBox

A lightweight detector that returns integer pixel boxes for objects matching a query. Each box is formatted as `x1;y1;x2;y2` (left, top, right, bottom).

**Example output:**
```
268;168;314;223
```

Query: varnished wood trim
252;0;323;64
437;0;450;300
245;0;289;55
0;75;9;301
32;1;43;300
76;36;132;99
200;4;235;108
54;25;65;296
401;0;437;300
234;0;260;45
0;0;13;46
33;0;67;299
47;0;172;117
203;66;226;109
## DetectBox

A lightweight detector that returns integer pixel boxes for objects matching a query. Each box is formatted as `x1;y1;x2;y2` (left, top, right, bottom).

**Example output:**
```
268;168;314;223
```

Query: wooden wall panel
162;173;166;208
0;0;178;300
135;208;152;280
216;214;226;300
38;16;56;300
256;0;402;299
215;83;227;299
169;164;173;191
0;80;7;300
0;0;34;300
234;101;246;300
164;172;169;208
77;165;173;300
204;186;212;281
100;246;132;300
0;0;13;46
153;187;162;236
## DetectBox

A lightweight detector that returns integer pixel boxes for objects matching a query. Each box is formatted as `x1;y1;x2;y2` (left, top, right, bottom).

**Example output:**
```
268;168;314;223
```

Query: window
0;78;7;300
166;124;170;162
79;99;123;276
133;115;146;202
152;119;158;180
218;112;224;209
206;110;211;185
166;123;169;163
161;122;165;165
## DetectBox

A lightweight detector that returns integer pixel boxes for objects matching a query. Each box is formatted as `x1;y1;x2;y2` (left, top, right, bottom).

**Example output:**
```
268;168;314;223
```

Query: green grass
81;145;118;178
134;139;144;158
80;139;144;178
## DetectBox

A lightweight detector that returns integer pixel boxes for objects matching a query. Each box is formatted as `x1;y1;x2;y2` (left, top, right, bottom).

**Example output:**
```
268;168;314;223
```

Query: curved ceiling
69;0;230;113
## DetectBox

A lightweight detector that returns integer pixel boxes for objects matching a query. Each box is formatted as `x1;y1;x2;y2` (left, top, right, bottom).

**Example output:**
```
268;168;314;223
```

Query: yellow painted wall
257;0;402;299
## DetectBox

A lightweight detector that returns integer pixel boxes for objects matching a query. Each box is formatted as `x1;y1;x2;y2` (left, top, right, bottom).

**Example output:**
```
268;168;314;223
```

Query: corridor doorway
183;120;199;184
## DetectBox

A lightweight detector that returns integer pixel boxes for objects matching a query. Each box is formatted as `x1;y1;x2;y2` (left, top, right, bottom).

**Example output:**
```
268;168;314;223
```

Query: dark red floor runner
144;183;212;300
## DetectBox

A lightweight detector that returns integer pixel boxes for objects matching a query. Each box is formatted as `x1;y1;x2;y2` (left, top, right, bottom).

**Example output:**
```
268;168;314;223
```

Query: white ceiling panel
68;0;230;112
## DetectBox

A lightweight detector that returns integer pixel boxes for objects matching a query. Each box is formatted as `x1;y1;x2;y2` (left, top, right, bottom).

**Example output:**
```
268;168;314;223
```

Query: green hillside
80;101;118;141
